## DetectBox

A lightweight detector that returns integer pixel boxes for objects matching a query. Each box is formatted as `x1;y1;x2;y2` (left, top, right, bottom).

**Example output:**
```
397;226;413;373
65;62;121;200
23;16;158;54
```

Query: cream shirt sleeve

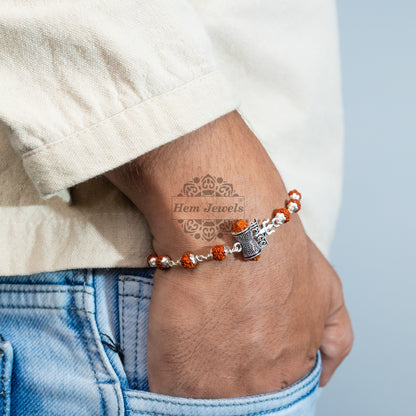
0;0;239;199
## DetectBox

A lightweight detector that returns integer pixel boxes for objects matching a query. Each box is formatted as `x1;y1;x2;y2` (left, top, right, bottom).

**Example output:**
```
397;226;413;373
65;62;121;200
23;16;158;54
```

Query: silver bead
148;256;157;268
272;213;286;226
287;201;299;213
188;253;198;264
158;255;171;269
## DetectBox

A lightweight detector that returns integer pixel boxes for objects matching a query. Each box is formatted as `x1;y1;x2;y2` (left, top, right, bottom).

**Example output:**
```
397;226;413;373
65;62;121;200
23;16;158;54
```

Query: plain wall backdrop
317;1;416;415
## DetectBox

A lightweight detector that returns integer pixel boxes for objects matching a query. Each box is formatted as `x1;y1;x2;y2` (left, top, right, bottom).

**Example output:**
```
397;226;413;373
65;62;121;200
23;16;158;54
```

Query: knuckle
322;312;354;360
336;323;354;359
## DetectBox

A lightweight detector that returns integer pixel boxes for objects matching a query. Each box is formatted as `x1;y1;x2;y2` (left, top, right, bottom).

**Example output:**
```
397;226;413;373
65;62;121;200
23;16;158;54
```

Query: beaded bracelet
147;189;302;270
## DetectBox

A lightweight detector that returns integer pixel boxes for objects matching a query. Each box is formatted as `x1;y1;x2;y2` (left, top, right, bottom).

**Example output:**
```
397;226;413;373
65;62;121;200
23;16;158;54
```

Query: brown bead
288;189;302;200
272;208;291;223
180;252;197;269
250;254;261;261
147;254;158;267
232;219;248;233
212;245;226;261
156;255;171;270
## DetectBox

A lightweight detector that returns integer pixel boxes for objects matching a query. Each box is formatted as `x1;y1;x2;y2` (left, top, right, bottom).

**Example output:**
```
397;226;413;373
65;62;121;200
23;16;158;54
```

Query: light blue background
318;1;416;415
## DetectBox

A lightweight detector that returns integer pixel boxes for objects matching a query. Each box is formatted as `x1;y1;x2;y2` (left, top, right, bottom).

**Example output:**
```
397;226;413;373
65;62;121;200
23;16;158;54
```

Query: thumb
319;300;354;386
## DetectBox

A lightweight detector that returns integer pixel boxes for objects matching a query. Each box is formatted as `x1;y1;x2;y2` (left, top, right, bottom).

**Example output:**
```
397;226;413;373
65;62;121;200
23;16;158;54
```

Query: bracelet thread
147;189;302;270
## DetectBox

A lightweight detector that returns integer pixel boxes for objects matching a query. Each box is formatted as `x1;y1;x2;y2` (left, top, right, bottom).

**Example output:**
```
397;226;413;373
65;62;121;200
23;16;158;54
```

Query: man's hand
105;111;353;398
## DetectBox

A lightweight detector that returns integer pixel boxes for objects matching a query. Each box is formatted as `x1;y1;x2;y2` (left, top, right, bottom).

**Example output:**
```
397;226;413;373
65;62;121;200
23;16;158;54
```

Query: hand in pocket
105;111;353;399
146;224;353;399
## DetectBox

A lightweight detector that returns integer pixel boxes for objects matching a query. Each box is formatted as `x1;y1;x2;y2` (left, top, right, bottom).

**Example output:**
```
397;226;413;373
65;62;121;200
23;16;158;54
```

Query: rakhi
147;189;302;270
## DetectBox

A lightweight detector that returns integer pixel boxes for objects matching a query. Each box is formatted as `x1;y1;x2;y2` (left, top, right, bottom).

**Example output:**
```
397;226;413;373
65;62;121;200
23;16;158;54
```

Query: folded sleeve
0;0;239;198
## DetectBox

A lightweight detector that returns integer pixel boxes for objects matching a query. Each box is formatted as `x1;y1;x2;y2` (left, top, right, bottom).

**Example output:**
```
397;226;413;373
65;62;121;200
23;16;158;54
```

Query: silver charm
232;219;269;260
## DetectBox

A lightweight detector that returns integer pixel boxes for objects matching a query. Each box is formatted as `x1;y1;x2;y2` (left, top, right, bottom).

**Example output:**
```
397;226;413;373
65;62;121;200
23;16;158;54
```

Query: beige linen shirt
0;0;344;276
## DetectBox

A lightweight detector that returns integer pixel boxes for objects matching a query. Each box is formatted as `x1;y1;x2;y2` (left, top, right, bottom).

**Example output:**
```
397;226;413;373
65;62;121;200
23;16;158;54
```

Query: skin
105;111;353;398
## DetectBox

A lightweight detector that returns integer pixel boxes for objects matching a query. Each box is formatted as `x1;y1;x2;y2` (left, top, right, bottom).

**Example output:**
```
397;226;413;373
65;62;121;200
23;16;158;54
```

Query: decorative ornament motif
176;174;240;241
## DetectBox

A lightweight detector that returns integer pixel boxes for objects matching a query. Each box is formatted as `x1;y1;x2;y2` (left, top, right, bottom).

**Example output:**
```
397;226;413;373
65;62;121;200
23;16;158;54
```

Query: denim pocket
119;274;153;391
0;337;13;416
124;355;321;416
119;272;322;416
0;275;124;416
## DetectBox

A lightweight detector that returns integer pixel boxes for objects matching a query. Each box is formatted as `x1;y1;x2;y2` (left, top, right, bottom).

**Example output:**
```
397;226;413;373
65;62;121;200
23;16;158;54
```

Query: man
0;1;352;415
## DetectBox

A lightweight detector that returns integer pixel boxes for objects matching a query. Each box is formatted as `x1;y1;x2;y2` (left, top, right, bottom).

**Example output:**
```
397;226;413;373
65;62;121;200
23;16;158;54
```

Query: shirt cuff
22;70;239;199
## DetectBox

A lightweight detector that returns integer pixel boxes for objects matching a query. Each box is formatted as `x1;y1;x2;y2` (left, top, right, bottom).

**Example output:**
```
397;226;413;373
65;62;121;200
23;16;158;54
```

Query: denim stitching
123;367;320;408
0;305;94;314
0;288;94;295
91;272;122;416
124;381;318;416
120;277;154;287
120;294;151;301
79;280;104;416
121;278;126;352
0;276;93;287
0;287;94;311
121;276;127;413
133;284;143;390
1;346;6;416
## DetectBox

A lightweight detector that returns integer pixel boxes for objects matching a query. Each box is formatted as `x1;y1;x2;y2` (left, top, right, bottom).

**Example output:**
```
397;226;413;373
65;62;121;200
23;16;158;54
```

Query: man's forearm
105;110;290;257
104;111;353;398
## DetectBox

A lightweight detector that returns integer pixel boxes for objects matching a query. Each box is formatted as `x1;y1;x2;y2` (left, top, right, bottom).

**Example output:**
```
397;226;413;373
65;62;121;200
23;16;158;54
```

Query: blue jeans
0;268;322;415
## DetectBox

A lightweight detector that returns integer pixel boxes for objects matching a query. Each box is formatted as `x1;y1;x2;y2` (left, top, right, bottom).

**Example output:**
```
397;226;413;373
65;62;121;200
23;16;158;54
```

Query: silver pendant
232;219;269;260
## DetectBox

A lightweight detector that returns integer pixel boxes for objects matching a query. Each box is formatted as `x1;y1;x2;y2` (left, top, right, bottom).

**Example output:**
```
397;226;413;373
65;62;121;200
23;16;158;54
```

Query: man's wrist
104;111;290;258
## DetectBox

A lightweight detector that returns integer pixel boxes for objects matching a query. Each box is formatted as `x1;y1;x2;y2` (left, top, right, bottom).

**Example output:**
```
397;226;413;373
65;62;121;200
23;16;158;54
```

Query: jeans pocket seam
133;284;143;390
0;341;13;416
120;293;152;300
0;288;94;295
0;305;94;314
123;362;320;409
124;380;319;416
120;276;154;287
1;350;6;416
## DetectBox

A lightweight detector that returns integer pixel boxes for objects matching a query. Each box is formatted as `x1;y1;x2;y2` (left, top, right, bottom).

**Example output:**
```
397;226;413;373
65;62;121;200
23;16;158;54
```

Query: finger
319;303;354;386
